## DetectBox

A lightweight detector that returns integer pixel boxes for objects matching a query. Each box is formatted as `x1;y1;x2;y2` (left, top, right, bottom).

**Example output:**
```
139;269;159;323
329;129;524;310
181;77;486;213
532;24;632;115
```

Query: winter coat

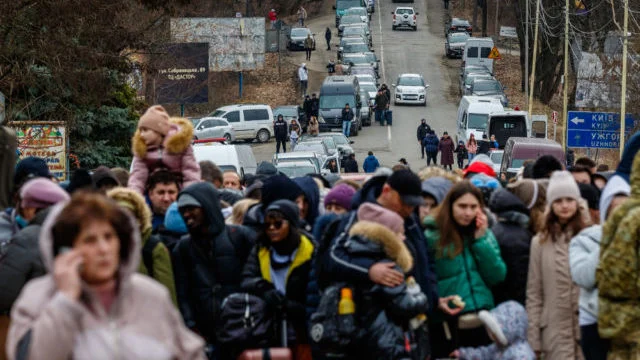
362;155;380;173
6;202;205;360
466;141;478;155
268;10;277;21
274;119;288;141
0;208;21;246
477;140;490;155
129;117;200;194
596;151;640;354
172;183;255;343
569;225;602;326
488;189;532;306
527;231;583;359
241;234;315;344
438;137;455;166
298;66;308;81
417;124;430;142
454;144;467;161
424;216;506;319
308;117;319;136
423;133;439;154
325;28;332;41
304;36;314;49
374;92;388;110
458;301;536;360
0;209;48;313
341;107;354;122
343;221;429;359
311;98;319;117
293;176;320;230
343;158;359;173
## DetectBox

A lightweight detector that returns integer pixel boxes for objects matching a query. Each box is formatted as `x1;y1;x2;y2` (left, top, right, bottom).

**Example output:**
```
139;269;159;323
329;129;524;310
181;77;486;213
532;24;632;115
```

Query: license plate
330;128;342;132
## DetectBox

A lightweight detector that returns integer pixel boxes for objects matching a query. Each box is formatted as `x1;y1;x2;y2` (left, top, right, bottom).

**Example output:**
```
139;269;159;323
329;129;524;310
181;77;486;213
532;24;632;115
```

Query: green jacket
138;230;178;306
424;217;506;318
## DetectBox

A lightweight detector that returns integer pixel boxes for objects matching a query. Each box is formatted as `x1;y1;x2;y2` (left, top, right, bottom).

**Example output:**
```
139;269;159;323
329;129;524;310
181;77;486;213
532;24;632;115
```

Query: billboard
171;18;266;71
11;122;67;180
153;43;209;104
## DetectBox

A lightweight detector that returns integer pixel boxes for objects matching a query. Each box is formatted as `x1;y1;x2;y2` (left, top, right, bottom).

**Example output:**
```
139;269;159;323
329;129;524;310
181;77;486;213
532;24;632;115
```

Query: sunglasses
265;219;288;229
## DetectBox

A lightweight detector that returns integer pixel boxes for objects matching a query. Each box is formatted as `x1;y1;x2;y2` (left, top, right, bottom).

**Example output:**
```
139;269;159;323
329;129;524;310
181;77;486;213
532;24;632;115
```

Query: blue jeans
468;153;475;161
342;120;352;137
375;109;385;125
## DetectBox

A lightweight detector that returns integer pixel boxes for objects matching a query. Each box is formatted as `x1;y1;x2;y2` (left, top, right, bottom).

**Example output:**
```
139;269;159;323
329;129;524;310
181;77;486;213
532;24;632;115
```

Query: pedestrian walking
290;121;300;150
303;94;312;121
423;130;439;166
5;192;205;360
325;27;332;50
439;131;455;170
341;103;354;137
343;153;359;173
527;171;588;360
416;118;431;159
268;8;277;29
308;116;319;136
326;59;336;74
477;134;491;155
297;6;307;26
310;93;319;119
444;0;449;9
304;34;314;60
374;89;389;126
466;133;477;162
362;151;380;173
298;63;308;97
454;141;467;169
274;114;288;153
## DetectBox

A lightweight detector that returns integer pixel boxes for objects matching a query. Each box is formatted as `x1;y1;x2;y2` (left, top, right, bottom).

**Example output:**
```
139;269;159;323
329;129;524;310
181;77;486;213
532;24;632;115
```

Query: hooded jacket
458;301;536;360
0;208;21;245
6;202;205;360
172;183;255;343
293;176;320;230
362;155;380;173
423;133;439;153
0;209;48;313
569;225;602;326
421;177;452;206
596;150;640;351
129;117;201;194
489;189;532;305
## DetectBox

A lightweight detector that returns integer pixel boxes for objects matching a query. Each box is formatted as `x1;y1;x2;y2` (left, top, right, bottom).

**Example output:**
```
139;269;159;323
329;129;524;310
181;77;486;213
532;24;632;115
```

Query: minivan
318;76;362;136
500;137;565;179
456;96;504;144
192;143;258;178
463;38;495;73
208;104;274;143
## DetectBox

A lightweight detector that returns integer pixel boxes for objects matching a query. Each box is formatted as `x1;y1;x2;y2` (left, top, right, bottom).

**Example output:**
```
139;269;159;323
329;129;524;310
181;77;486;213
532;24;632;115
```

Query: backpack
309;283;358;357
142;235;162;278
216;292;275;347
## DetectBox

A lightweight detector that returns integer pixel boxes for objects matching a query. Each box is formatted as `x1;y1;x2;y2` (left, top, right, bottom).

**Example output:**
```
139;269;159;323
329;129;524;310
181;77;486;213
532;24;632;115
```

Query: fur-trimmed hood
132;117;194;158
107;187;152;237
348;220;413;273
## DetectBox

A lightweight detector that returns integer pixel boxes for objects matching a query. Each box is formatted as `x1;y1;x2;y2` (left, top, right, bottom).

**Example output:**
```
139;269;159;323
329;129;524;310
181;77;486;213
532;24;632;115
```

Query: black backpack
309;283;358;358
216;293;275;347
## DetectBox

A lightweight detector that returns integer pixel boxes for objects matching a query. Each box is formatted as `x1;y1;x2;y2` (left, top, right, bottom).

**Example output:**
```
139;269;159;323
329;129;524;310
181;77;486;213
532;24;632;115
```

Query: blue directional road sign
567;111;637;149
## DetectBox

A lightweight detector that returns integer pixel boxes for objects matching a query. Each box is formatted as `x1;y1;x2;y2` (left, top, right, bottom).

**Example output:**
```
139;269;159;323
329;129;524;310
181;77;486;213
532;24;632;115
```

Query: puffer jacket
129;117;201;194
423;133;439;153
569;225;601;325
424;216;506;320
172;183;255;343
343;221;429;359
6;202;205;360
458;301;535;360
489;189;532;305
0;209;48;313
0;208;21;246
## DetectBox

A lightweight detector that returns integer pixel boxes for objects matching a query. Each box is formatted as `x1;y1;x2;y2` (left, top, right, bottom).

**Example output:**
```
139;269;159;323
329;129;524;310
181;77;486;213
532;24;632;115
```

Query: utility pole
495;0;499;37
527;0;540;117
620;0;629;158
562;0;569;151
525;0;529;108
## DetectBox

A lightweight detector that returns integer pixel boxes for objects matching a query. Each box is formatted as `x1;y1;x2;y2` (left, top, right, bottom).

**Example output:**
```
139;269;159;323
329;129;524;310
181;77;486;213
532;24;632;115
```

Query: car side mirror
350;140;355;144
391;11;394;14
425;85;430;89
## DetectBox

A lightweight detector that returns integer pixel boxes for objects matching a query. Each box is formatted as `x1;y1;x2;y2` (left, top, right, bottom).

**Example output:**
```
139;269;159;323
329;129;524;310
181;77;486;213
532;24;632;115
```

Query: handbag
217;293;275;347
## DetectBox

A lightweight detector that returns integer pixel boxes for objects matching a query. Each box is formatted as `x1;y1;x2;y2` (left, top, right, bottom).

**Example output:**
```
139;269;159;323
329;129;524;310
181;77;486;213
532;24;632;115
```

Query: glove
264;289;286;310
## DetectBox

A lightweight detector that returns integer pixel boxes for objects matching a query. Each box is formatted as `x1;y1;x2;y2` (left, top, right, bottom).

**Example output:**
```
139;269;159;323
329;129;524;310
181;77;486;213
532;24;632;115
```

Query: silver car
445;32;470;58
339;15;364;36
191;117;236;142
469;79;509;107
344;7;369;23
392;73;429;106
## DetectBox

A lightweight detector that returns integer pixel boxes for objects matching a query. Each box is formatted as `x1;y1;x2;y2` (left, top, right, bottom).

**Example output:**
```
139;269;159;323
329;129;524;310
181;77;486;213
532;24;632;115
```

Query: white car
392;7;418;31
191;117;236;142
392;73;429;105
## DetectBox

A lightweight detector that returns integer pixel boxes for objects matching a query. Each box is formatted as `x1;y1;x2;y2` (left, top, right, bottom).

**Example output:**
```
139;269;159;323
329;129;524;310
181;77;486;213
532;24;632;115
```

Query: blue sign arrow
567;111;638;149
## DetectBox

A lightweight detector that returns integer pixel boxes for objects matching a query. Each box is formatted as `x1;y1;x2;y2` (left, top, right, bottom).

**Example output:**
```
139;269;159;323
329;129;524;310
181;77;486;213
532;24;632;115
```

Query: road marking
387;124;392;150
377;2;386;84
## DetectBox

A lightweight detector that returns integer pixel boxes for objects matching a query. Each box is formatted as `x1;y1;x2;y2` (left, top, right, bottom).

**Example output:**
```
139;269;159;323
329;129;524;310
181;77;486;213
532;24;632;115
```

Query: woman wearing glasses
242;199;315;358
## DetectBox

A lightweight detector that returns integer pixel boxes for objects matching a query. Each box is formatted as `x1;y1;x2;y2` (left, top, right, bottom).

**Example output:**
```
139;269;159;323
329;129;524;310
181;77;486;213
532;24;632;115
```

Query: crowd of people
1;105;640;360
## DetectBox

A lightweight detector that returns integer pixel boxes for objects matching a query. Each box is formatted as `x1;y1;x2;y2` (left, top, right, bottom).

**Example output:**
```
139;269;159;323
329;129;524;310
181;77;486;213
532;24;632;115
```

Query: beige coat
526;230;583;360
6;203;205;360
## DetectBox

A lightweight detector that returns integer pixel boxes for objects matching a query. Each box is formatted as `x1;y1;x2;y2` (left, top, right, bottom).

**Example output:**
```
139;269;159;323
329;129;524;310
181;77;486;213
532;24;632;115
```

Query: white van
208;104;274;143
193;143;257;178
463;38;495;73
456;96;504;144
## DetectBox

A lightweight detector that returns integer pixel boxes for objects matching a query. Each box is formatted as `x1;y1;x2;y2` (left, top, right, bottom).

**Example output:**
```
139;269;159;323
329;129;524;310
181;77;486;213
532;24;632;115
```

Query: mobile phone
59;247;83;272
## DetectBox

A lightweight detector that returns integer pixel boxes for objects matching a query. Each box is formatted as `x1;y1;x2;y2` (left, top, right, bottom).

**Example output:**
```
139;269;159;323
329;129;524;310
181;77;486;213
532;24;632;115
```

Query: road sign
488;46;501;59
499;26;518;38
567;111;637;149
552;111;558;124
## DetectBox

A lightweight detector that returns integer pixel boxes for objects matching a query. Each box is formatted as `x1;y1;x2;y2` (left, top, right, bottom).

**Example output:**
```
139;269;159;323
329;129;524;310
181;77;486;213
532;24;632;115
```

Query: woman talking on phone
6;192;205;360
423;181;507;358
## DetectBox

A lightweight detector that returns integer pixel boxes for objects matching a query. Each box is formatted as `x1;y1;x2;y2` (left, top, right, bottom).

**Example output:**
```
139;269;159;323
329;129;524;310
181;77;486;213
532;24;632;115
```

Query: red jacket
268;11;277;21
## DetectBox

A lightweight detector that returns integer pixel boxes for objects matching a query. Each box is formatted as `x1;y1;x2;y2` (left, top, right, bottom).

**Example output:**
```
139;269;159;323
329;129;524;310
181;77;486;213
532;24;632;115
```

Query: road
251;0;461;171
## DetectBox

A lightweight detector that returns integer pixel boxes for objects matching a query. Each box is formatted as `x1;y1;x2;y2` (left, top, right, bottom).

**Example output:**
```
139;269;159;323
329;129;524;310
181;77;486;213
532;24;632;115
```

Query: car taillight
467;26;472;30
413;15;416;20
450;26;456;30
393;14;396;20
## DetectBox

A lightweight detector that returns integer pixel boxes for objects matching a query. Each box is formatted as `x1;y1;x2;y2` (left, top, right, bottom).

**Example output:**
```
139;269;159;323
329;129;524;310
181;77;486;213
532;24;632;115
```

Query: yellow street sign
488;46;501;59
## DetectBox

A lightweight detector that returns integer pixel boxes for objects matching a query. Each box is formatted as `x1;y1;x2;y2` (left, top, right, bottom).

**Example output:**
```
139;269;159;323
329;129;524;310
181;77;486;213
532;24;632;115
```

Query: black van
318;76;362;136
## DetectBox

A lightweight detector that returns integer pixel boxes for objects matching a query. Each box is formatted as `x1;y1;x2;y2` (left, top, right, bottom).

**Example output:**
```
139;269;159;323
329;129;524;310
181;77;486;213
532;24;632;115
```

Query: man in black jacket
343;153;359;173
374;89;389;126
341;103;354;137
173;182;255;352
310;93;319;119
274;114;288;153
416;119;431;159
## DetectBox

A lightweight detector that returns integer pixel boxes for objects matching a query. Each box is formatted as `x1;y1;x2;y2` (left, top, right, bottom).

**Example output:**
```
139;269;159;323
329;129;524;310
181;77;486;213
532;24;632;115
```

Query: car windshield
294;143;325;154
468;113;488;129
273;107;297;117
291;28;310;37
452;19;470;26
398;76;424;86
396;8;414;15
490;152;503;164
190;119;199;127
329;134;349;145
449;33;469;42
474;81;502;92
337;0;362;10
363;53;376;62
277;164;317;177
464;67;490;76
343;27;365;36
355;74;375;83
465;75;492;85
209;110;226;117
344;55;367;64
360;83;377;92
319;94;355;109
341;16;362;24
345;8;367;16
344;44;369;53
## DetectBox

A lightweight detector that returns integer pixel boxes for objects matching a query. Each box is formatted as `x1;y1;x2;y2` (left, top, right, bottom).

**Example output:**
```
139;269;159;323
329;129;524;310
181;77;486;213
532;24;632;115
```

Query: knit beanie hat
266;200;300;228
14;157;52;187
507;179;539;209
164;202;188;234
357;203;404;234
324;183;356;210
20;178;69;209
546;171;580;205
92;166;120;188
261;175;304;209
138;105;170;136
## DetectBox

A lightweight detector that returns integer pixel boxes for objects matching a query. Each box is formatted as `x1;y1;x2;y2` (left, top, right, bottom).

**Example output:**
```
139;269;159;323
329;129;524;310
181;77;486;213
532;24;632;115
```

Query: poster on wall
10;121;67;181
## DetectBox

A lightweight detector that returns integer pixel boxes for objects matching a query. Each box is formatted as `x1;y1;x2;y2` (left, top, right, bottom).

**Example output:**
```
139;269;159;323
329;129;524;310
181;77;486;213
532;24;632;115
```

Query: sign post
566;111;636;149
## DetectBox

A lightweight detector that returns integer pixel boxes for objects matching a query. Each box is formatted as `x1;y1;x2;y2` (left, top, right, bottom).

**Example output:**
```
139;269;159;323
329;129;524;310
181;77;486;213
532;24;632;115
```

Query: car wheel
413;26;418;31
224;133;232;143
257;129;270;143
422;100;427;107
392;25;396;30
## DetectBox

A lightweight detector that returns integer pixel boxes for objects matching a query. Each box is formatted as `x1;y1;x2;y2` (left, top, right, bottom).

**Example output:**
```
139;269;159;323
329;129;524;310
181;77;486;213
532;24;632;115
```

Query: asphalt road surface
251;0;460;171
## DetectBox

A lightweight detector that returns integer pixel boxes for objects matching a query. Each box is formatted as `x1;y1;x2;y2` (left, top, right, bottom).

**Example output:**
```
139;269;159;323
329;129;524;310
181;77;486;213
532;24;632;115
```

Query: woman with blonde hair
227;198;259;225
527;171;589;359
